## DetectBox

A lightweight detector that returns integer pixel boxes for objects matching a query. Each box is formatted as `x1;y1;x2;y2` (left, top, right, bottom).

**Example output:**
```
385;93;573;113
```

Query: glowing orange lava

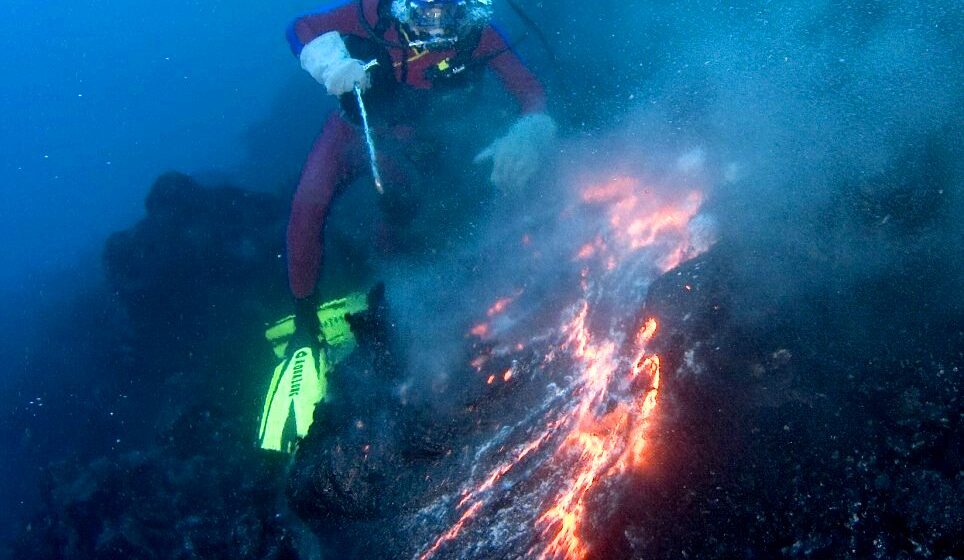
638;318;658;346
536;313;663;559
487;296;515;317
420;173;710;560
578;176;704;272
421;419;567;559
470;355;488;372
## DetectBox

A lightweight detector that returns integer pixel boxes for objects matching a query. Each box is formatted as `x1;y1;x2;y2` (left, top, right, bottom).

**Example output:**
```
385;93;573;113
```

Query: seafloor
9;136;961;559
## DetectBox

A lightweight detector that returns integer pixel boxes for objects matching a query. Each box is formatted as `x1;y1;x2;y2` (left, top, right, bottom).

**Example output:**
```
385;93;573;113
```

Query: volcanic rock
11;407;301;560
10;174;303;560
598;239;963;560
104;171;289;353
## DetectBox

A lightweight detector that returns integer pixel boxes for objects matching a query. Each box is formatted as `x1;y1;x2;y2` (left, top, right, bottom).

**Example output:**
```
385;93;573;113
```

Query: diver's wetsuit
286;0;547;299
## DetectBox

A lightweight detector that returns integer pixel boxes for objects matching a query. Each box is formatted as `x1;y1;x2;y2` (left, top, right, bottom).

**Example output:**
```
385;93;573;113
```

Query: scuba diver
258;0;555;451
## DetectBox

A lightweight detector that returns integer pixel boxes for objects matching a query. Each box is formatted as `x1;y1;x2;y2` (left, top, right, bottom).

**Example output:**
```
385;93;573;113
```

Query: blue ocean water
0;0;331;290
0;0;328;545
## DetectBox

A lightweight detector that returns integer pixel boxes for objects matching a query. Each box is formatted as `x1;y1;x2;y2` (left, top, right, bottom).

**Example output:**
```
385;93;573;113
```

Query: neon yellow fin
258;292;369;452
265;292;368;359
258;346;329;452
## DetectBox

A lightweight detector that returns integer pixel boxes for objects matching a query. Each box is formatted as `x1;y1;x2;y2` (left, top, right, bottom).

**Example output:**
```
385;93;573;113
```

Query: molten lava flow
487;296;515;317
469;322;489;338
468;292;524;342
579;176;704;272
638;318;658;345
419;174;710;560
420;418;567;559
536;313;663;559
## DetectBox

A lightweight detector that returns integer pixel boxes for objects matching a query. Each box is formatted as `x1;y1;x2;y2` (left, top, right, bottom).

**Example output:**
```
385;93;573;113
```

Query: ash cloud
512;0;964;337
375;0;963;406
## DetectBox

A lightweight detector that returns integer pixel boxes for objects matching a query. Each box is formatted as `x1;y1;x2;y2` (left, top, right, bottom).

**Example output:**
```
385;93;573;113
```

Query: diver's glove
300;31;371;96
290;295;323;353
474;113;557;191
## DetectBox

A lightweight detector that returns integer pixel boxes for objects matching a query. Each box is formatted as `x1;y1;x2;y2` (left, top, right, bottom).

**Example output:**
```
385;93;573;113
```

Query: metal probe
355;60;383;194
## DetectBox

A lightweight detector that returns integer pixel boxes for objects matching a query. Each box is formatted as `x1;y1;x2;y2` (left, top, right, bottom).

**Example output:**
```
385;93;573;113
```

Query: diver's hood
391;0;494;44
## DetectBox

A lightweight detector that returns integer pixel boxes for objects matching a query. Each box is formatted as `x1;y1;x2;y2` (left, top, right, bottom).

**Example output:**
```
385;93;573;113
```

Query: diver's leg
287;112;365;299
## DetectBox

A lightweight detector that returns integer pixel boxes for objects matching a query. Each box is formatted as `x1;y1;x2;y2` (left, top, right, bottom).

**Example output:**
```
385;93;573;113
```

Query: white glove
300;31;371;96
475;113;557;191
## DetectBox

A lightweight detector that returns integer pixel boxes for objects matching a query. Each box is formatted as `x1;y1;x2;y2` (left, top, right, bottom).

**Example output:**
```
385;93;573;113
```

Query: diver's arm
476;26;547;114
288;1;379;94
286;0;379;57
473;27;555;191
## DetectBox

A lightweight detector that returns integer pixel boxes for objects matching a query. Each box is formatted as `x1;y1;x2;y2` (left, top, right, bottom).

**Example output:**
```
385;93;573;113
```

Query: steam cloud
364;1;961;404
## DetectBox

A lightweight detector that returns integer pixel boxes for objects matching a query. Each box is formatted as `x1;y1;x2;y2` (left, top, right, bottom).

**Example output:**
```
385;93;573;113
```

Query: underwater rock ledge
10;169;962;560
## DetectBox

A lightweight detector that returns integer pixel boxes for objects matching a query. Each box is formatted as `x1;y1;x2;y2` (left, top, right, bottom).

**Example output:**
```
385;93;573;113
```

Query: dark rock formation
10;174;302;560
102;172;289;426
592;232;962;559
12;407;300;560
104;171;289;362
10;139;961;559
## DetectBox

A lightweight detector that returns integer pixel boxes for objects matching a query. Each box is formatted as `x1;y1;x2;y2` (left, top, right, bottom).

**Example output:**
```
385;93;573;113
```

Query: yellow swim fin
257;345;329;452
258;291;369;452
264;292;369;360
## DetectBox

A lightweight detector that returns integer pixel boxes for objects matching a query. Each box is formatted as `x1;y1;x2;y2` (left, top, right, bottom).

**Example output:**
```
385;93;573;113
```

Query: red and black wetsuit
285;0;547;299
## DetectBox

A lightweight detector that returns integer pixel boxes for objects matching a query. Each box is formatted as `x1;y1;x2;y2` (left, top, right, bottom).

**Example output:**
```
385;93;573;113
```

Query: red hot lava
421;175;709;559
536;307;662;559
